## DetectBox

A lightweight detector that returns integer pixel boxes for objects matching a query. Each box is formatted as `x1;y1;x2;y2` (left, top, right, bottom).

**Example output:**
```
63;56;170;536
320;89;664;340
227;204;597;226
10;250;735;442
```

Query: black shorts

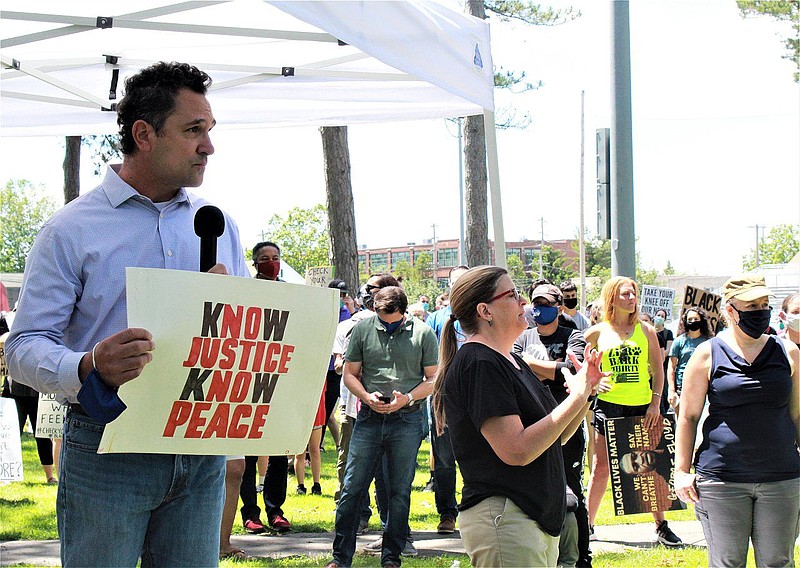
590;399;650;437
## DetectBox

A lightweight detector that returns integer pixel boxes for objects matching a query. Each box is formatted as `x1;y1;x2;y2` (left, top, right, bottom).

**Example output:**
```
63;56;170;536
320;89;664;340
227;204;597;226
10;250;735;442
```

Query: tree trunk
464;114;489;266
320;126;359;296
464;1;490;267
63;136;81;203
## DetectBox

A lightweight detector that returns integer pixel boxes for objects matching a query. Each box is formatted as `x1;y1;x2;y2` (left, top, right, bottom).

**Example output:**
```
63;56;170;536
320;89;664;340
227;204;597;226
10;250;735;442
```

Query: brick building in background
357;238;578;286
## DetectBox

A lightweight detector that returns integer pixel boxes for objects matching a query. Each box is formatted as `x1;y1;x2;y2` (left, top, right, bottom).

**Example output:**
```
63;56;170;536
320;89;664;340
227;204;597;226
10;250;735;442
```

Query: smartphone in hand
377;395;392;404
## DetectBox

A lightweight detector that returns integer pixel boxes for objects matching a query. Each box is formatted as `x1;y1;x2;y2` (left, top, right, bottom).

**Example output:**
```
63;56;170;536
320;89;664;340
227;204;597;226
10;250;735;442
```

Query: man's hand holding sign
98;268;339;456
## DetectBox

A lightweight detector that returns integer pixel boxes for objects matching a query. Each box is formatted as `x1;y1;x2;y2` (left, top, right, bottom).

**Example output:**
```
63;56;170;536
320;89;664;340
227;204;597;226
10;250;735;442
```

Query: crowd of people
2;59;798;568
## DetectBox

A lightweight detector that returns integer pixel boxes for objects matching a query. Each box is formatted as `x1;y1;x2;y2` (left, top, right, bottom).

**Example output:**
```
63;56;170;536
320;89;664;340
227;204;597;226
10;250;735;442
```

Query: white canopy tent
1;0;507;264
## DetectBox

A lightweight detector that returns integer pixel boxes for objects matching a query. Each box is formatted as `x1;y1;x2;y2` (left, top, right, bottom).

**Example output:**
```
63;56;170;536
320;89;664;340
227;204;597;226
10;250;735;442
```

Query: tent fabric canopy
1;0;494;135
0;0;508;265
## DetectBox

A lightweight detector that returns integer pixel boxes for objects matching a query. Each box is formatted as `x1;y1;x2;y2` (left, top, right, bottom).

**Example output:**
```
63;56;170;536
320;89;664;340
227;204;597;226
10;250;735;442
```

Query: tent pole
483;109;506;270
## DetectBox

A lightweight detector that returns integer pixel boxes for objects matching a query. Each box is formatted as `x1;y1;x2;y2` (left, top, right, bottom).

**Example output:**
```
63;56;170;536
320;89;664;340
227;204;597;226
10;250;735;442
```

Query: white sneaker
362;536;383;554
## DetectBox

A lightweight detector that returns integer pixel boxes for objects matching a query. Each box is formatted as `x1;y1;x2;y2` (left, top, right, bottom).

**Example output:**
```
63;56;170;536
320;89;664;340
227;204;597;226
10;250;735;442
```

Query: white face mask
784;312;800;332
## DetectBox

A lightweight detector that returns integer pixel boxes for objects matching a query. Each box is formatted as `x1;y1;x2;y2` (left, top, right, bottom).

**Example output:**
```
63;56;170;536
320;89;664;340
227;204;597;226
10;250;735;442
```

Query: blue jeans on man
332;406;424;566
59;411;225;567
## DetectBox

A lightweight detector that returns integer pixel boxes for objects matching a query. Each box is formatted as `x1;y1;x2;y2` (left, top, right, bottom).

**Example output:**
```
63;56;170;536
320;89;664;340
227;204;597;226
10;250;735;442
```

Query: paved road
1;520;707;566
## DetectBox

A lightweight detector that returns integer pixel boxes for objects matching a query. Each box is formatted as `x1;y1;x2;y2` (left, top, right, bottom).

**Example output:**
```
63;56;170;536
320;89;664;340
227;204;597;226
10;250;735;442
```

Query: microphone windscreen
194;205;225;238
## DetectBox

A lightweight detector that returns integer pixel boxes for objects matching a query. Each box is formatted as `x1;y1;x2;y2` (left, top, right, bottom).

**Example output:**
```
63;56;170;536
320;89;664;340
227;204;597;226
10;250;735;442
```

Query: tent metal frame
0;2;507;266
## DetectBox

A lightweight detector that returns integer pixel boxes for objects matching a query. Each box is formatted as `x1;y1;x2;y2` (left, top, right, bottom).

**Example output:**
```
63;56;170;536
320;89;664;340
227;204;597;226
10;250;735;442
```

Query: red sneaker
243;518;266;534
269;514;292;532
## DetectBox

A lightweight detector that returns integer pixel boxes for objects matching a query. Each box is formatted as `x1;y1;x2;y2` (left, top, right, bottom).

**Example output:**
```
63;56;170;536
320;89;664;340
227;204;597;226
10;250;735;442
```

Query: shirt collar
372;315;412;332
102;164;192;209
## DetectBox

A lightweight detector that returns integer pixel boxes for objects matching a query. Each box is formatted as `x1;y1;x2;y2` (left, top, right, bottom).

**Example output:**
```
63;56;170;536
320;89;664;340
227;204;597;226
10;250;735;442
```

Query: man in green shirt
327;286;438;568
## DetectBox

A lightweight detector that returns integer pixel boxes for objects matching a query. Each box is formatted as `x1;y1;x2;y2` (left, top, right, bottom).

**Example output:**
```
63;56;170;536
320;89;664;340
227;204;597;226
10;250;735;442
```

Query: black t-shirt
443;342;566;536
539;327;586;403
512;326;587;403
657;328;673;351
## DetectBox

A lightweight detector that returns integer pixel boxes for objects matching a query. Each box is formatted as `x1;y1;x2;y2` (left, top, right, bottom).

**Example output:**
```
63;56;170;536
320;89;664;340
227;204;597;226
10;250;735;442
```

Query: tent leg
483;109;506;269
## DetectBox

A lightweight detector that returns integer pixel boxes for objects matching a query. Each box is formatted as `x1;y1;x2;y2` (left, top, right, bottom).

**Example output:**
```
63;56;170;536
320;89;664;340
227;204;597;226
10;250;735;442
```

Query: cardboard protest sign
99;268;338;456
639;286;675;320
35;392;66;439
0;334;8;378
605;415;684;515
0;398;23;482
305;266;333;288
681;285;723;331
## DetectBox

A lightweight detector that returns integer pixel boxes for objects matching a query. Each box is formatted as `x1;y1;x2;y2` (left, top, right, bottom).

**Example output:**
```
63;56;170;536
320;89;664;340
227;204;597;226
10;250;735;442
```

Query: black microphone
194;205;225;272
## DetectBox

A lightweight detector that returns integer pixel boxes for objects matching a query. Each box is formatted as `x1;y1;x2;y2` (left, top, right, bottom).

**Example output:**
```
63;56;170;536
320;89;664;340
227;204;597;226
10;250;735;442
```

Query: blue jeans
332;406;424;566
59;411;226;567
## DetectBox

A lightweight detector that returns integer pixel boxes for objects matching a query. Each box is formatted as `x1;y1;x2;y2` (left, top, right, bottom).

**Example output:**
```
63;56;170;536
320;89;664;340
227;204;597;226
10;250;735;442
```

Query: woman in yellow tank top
583;276;683;547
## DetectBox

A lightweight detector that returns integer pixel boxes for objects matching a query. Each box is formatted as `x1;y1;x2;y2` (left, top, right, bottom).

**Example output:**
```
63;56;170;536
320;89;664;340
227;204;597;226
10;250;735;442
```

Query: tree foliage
484;1;580;26
742;223;800;270
1;180;57;273
506;254;527;288
262;204;330;275
579;237;659;302
540;245;575;285
737;0;800;82
390;252;443;305
83;135;123;176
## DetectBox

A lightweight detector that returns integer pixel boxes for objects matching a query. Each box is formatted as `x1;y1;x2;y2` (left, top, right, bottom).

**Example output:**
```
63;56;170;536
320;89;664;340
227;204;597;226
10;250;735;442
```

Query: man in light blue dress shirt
6;62;250;567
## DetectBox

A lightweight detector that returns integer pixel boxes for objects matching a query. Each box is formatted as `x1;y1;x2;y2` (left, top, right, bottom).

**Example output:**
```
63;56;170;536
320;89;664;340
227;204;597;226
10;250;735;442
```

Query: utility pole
748;224;765;267
610;0;636;278
431;223;438;284
457;117;466;266
579;90;586;311
539;217;545;279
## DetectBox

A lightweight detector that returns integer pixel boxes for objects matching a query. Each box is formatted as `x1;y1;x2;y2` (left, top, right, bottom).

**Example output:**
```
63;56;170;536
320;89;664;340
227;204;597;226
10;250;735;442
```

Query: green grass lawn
3;431;797;567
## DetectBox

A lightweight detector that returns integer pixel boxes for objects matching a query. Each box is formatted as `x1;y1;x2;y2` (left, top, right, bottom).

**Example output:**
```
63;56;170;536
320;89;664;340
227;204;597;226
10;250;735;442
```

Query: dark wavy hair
677;307;713;337
117;62;212;155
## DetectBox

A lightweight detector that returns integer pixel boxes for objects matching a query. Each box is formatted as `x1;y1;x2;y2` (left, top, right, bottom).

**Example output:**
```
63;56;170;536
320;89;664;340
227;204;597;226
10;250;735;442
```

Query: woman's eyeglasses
488;288;520;303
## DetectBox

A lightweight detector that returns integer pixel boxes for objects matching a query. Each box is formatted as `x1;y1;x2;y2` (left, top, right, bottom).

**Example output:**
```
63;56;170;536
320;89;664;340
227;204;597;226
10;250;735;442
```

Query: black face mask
686;320;702;332
731;306;771;339
563;298;578;310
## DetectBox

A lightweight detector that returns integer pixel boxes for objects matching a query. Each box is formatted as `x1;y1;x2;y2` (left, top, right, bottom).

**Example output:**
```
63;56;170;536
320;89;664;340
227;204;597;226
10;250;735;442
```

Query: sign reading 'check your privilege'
99;268;338;456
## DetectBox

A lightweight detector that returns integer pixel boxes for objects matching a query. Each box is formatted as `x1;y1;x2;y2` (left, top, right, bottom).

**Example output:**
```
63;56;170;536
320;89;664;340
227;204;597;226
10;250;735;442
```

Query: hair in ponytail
432;265;508;435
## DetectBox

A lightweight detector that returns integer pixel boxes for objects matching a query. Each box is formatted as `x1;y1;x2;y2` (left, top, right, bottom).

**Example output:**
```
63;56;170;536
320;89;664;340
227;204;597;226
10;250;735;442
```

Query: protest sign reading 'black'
682;285;722;331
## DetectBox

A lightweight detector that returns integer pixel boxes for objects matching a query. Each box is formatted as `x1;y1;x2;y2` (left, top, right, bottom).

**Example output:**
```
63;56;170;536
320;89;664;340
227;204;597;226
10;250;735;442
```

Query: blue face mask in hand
533;305;559;325
77;369;127;424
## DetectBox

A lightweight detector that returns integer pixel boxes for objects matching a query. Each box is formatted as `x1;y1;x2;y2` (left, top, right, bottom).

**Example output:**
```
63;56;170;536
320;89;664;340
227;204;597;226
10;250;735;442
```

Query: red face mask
257;260;280;280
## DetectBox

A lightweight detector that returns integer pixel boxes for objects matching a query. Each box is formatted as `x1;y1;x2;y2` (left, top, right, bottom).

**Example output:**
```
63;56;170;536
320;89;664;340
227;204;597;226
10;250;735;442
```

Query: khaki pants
459;495;559;568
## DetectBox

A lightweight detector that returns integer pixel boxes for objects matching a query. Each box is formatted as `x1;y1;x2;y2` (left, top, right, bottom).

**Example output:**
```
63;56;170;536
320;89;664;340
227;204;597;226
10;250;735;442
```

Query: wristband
91;342;100;371
651;392;661;397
